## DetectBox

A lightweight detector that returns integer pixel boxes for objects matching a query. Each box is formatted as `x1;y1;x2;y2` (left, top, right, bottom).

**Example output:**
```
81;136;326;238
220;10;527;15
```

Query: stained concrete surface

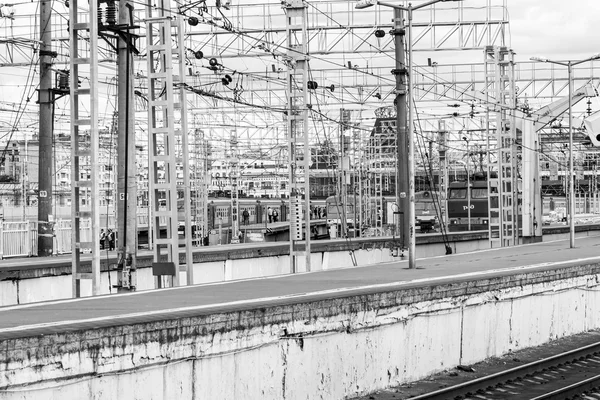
351;329;600;399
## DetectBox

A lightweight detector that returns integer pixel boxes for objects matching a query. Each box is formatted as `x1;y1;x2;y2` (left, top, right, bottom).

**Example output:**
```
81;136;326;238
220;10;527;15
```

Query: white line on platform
1;255;599;335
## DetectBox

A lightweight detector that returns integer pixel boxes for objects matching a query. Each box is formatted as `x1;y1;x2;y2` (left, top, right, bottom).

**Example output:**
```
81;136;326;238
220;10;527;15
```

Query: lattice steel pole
285;0;311;273
69;0;100;296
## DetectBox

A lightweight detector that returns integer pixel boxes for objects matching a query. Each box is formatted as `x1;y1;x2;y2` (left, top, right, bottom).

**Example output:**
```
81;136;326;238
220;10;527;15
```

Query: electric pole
37;0;54;256
116;0;137;291
393;8;408;248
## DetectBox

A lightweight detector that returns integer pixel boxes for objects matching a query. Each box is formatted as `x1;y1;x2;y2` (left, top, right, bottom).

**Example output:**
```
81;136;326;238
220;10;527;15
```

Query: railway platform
1;234;600;398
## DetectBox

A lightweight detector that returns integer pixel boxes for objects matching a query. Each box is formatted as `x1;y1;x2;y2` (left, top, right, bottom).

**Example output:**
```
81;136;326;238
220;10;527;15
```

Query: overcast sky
506;0;600;62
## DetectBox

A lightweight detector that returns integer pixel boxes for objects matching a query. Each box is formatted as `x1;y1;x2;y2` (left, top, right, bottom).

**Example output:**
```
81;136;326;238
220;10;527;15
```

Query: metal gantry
192;128;209;245
285;0;311;273
229;129;240;244
366;117;396;236
484;46;518;247
69;0;100;296
175;16;194;284
145;0;180;287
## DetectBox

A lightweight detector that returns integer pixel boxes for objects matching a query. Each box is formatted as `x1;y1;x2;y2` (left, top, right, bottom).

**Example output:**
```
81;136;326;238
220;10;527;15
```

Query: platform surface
1;234;600;339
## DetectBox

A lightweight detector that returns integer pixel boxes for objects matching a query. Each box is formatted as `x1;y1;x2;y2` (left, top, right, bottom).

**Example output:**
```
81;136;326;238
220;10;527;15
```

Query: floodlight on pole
530;53;600;249
355;0;375;9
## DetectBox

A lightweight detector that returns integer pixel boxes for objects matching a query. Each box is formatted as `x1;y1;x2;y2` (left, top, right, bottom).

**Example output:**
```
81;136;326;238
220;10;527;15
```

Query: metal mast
285;0;311;273
485;46;518;247
145;0;180;287
37;0;54;257
116;0;137;291
175;16;194;284
192;128;208;245
69;0;100;296
229;129;240;244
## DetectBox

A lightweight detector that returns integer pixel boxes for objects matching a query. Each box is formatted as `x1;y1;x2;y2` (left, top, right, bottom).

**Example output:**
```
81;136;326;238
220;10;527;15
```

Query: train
446;176;574;232
447;178;490;231
324;191;444;237
206;198;326;229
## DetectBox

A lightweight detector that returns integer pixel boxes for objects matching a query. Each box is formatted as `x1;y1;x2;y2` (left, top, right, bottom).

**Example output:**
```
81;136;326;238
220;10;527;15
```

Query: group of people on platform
311;206;326;219
267;207;279;223
99;229;116;251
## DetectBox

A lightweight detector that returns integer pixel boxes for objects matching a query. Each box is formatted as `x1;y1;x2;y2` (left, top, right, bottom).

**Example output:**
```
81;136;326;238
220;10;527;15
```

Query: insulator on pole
105;0;117;25
97;4;103;26
57;70;70;90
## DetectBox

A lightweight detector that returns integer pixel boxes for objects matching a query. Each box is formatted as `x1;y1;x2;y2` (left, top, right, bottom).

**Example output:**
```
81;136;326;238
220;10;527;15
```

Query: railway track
411;341;600;400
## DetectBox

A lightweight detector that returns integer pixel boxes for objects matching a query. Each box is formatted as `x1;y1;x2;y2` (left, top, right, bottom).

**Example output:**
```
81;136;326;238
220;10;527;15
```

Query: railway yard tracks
411;341;600;400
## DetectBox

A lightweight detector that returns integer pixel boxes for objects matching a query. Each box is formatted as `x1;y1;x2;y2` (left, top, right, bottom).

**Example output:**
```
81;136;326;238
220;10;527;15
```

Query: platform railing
0;221;37;259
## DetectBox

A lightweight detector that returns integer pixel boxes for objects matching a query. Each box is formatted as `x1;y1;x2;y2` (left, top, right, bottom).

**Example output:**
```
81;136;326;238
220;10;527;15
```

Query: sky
506;0;600;62
1;0;600;134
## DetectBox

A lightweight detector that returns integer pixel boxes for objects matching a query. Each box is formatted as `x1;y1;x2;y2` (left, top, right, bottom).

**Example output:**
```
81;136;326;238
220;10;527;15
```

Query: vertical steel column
393;7;408;248
37;0;54;257
174;16;194;284
69;0;100;296
229;130;240;243
339;109;348;237
116;0;137;291
437;120;448;230
285;0;311;273
192;128;208;245
485;46;518;247
145;0;180;286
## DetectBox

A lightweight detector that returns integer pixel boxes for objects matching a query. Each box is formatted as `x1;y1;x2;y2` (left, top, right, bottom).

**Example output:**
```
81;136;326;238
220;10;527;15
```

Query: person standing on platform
107;229;116;251
273;208;279;222
267;207;273;223
100;229;106;250
242;209;250;225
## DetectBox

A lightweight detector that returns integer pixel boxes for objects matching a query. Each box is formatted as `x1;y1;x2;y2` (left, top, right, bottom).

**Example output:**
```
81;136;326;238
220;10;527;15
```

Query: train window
449;189;466;199
328;204;339;215
471;188;488;199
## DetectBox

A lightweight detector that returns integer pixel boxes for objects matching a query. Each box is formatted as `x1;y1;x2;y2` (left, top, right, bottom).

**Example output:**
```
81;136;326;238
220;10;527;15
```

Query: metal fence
0;221;38;259
1;216;162;259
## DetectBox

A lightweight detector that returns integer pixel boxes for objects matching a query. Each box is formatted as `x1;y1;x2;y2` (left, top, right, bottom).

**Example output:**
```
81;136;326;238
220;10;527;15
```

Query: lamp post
530;54;600;248
356;0;462;268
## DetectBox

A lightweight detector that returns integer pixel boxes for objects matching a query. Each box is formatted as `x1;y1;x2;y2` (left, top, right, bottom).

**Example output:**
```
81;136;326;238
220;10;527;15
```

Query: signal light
222;74;233;86
194;50;203;60
374;29;386;38
307;81;318;90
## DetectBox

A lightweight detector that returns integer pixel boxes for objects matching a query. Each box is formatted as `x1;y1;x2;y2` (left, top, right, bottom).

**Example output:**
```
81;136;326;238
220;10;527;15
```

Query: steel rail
409;341;600;400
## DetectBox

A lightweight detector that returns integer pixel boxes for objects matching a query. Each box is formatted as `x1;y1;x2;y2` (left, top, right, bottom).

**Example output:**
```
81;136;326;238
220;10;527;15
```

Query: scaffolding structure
285;0;311;273
69;0;100;297
145;0;180;286
175;16;193;283
484;46;518;247
192;128;208;245
365;117;397;236
229;130;240;244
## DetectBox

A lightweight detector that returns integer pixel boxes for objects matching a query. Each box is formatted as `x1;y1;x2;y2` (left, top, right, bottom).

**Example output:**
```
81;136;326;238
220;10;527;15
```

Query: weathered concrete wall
1;264;600;399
